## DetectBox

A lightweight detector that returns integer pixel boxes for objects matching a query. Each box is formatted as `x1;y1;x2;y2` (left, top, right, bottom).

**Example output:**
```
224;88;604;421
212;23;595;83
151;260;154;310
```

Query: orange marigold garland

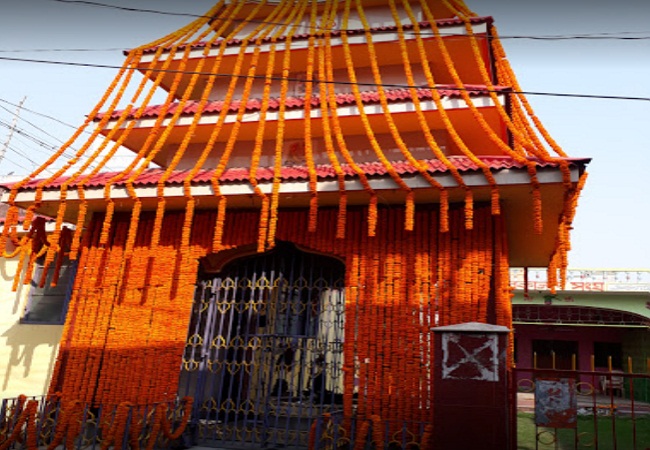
267;0;309;249
322;10;377;240
246;2;290;252
191;1;274;249
160;397;194;441
2;48;139;241
0;3;592;446
0;397;38;450
47;203;510;439
316;5;349;241
354;0;425;231
441;0;579;241
100;402;132;450
341;0;414;236
45;399;84;450
420;1;502;220
303;0;321;233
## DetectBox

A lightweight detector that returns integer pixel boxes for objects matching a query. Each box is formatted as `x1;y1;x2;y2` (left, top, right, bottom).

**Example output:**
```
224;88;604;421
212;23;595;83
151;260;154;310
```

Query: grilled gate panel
180;243;346;448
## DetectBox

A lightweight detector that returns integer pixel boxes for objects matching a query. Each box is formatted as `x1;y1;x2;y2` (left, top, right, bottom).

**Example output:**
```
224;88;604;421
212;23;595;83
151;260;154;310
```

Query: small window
22;256;77;324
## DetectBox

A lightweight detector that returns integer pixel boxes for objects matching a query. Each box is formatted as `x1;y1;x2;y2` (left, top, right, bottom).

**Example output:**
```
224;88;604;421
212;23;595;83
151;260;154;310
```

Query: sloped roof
137;16;494;54
6;156;589;190
97;85;508;120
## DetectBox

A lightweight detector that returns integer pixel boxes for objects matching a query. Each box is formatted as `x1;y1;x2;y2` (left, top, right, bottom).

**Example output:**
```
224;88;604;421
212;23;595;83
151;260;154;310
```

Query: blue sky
0;0;649;269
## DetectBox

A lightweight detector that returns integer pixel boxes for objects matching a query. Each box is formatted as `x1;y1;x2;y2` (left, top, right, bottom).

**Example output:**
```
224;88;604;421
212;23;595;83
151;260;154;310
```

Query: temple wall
49;204;510;425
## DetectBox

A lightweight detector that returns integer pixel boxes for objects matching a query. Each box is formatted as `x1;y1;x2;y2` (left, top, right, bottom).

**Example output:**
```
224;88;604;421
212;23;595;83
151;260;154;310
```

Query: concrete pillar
432;322;511;450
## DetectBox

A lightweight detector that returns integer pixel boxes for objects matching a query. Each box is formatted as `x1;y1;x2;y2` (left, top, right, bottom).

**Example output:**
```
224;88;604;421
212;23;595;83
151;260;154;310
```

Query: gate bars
0;395;192;450
512;364;650;450
179;242;347;448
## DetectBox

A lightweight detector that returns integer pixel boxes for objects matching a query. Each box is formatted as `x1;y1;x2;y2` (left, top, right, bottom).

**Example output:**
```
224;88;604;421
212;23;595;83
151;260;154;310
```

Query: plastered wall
0;251;63;398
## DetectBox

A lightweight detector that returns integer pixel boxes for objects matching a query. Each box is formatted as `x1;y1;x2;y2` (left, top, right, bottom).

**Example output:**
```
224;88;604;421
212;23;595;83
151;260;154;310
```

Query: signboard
534;378;577;428
441;333;499;382
511;268;650;293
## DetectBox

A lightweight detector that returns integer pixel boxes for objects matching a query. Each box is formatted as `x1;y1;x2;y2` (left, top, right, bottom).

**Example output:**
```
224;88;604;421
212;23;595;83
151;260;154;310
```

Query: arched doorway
179;242;346;448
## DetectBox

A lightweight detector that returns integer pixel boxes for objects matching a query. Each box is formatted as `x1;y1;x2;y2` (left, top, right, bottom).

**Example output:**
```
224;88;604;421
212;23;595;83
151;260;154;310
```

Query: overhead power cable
0;108;118;172
0;119;72;160
0;104;77;148
0;98;90;132
0;48;125;53
1;28;650;55
46;0;650;41
1;154;32;173
1;54;649;103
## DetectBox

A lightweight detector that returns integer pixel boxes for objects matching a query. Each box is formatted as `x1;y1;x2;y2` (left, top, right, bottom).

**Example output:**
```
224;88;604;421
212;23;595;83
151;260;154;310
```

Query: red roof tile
9;156;589;191
98;85;509;121
137;16;493;54
137;16;494;54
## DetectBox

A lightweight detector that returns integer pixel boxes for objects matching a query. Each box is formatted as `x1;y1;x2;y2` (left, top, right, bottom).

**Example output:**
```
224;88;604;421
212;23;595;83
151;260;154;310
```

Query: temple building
1;1;589;448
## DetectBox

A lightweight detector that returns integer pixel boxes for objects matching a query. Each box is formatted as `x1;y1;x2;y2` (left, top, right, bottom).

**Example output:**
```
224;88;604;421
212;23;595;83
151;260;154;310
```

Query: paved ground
182;395;650;449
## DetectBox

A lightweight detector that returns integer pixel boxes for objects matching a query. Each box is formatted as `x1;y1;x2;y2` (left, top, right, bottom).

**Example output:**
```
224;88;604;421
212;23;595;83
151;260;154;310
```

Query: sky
0;0;649;270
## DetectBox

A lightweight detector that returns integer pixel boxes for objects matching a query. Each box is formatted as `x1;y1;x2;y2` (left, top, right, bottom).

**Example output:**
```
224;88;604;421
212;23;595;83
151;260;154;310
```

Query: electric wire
0;104;78;149
1;153;33;173
0;114;117;172
0;98;91;132
45;0;650;41
1;54;648;102
0;118;72;161
0;48;125;53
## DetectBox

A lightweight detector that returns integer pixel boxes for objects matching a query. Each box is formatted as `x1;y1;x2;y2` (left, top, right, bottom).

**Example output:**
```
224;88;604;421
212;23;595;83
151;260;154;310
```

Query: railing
512;366;650;450
0;395;193;450
310;412;432;450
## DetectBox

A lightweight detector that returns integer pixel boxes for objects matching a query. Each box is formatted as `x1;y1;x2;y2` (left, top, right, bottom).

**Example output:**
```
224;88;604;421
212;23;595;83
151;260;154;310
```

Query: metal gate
512;365;650;449
179;242;346;449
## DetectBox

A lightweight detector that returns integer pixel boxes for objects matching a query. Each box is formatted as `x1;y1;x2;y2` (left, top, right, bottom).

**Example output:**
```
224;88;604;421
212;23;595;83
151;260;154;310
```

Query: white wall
0;242;63;399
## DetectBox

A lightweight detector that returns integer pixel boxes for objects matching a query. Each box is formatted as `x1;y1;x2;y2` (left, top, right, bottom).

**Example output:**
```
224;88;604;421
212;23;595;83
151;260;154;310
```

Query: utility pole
0;96;26;169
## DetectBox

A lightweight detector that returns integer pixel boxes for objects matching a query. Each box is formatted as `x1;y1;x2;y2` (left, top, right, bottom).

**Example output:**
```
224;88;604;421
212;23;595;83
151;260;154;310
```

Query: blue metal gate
179;242;346;448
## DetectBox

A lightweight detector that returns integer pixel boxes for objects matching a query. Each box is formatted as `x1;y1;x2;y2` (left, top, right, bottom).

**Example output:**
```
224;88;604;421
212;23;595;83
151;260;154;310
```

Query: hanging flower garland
316;2;349;240
320;0;379;240
490;27;568;158
160;397;194;441
0;397;38;450
419;0;502;219
0;0;585;297
0;207;21;255
150;7;247;260
0;3;590;445
267;0;310;249
442;0;586;285
34;51;142;259
356;0;457;231
189;0;272;251
340;0;412;236
45;399;84;450
245;2;290;252
303;0;321;233
1;47;138;242
392;0;456;231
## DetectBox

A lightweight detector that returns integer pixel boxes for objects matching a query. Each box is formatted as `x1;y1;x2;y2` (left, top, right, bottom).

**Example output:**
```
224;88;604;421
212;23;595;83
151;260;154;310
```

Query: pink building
511;268;650;401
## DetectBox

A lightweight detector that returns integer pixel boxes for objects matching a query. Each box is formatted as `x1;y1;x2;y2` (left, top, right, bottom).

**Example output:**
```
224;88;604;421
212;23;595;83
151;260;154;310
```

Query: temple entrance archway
179;241;346;448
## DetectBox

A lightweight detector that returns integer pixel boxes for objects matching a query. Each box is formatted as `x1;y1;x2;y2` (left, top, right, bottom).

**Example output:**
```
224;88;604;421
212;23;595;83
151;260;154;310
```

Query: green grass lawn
517;412;650;450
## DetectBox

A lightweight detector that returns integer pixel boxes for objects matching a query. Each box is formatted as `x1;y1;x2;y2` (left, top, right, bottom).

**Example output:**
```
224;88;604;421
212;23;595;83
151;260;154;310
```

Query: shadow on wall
0;253;27;316
1;320;62;398
0;245;62;397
